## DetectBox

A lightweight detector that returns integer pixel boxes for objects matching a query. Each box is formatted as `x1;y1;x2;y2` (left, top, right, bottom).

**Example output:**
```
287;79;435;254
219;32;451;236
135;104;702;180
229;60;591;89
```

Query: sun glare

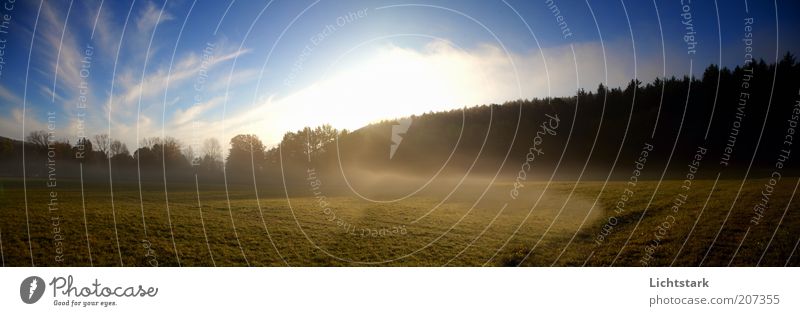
265;42;500;137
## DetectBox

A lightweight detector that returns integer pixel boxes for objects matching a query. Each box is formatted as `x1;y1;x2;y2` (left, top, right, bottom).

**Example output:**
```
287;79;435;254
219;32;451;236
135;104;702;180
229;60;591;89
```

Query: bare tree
26;130;49;150
162;137;182;153
109;140;129;157
141;137;161;149
201;138;222;161
182;145;196;164
94;134;110;157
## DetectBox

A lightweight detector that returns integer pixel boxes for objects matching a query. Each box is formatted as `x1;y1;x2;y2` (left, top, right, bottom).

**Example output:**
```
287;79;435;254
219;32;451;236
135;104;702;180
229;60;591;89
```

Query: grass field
1;177;798;267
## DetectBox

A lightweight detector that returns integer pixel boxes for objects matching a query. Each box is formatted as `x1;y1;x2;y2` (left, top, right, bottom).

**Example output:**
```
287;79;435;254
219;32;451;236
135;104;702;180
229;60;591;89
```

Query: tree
0;138;13;156
227;134;266;177
134;146;157;166
26;130;49;150
310;124;338;155
195;138;223;173
94;134;110;158
624;79;642;94
74;137;93;161
159;136;188;168
109;140;129;158
110;139;134;167
596;83;606;96
201;138;222;162
141;137;161;149
182;145;196;165
278;124;340;161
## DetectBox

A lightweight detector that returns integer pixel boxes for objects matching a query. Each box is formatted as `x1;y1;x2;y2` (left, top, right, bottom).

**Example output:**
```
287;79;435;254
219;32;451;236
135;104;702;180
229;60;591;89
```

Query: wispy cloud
136;1;173;32
39;1;84;104
0;108;49;140
86;0;120;58
0;85;24;106
172;95;224;126
113;46;251;110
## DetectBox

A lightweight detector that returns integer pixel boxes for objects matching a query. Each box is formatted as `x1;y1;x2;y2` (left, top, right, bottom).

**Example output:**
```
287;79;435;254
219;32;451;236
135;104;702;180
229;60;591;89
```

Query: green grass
0;177;798;266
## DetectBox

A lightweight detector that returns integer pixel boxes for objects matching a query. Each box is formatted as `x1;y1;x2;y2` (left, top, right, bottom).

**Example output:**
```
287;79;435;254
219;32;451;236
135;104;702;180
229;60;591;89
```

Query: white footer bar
0;268;796;315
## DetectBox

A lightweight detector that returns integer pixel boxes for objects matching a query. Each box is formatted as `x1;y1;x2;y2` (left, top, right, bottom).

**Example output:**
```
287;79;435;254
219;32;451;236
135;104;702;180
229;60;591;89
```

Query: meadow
0;177;798;267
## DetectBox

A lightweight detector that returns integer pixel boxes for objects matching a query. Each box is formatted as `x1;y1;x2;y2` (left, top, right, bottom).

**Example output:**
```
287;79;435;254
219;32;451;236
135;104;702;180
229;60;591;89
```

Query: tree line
0;123;345;184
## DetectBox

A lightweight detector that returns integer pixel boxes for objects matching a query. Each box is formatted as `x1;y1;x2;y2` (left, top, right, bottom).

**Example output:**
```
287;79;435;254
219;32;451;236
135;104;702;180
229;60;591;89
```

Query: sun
262;41;499;137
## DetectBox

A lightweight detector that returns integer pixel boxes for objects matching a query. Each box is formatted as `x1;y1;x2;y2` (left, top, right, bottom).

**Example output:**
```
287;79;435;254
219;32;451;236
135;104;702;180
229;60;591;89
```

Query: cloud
39;85;67;104
0;85;23;106
38;1;84;104
86;0;120;58
113;46;251;109
85;1;172;63
172;95;224;126
136;1;173;32
73;28;254;150
208;68;260;92
0;108;49;140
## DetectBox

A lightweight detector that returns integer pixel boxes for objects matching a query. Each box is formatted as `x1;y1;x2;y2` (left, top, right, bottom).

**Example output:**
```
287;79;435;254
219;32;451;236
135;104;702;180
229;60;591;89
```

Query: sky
0;0;798;150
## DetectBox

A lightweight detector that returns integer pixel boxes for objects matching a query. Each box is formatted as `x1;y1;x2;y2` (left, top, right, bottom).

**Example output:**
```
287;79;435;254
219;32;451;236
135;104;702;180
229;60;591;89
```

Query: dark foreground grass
0;177;797;266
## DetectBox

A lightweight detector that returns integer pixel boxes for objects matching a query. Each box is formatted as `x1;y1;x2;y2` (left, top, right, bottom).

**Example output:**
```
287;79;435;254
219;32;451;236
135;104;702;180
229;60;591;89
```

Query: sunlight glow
260;41;513;139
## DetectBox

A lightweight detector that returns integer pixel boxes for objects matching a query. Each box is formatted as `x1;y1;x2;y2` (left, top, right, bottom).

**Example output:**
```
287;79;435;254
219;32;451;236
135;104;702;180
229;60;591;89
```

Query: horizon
0;54;789;152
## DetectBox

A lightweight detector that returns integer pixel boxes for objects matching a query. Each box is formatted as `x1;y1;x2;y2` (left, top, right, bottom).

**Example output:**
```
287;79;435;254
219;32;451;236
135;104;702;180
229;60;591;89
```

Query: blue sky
0;0;797;149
